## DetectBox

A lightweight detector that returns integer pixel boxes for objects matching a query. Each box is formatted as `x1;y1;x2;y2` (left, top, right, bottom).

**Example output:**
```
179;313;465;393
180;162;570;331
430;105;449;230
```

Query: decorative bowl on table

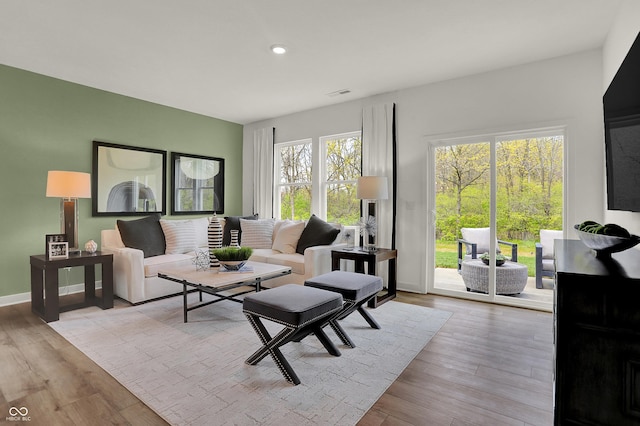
479;252;506;266
573;223;640;258
218;260;247;271
211;246;253;271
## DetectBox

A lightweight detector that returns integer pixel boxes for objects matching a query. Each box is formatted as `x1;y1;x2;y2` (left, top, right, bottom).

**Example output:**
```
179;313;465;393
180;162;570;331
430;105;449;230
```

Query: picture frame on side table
171;152;225;215
92;141;167;216
45;234;67;259
47;241;69;260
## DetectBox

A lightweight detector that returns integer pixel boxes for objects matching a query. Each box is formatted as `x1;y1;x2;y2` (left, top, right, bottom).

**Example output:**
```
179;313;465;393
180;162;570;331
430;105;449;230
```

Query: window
321;132;361;224
274;131;361;225
275;139;312;221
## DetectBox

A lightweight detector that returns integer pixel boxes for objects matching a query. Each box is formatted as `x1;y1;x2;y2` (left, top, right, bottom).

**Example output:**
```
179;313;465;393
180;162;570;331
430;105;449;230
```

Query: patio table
461;259;528;295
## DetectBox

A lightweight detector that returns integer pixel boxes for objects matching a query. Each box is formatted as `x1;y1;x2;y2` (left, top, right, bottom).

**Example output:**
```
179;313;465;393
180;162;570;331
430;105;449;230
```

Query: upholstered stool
242;284;343;385
304;271;383;348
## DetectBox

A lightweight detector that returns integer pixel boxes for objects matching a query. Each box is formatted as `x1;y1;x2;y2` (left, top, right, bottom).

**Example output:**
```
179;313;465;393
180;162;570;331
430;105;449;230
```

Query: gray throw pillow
117;213;166;258
296;214;340;255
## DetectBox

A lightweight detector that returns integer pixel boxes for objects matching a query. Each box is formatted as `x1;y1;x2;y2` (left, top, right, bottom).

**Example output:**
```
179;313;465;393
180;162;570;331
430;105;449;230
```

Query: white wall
602;0;640;234
244;49;605;294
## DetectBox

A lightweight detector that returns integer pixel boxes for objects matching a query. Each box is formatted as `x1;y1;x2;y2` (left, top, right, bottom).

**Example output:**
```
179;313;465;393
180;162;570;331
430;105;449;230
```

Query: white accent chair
457;227;518;271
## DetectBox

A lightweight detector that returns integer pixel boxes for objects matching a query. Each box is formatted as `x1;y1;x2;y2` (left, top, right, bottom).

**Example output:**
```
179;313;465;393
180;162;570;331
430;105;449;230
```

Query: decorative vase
84;239;97;254
208;214;223;268
230;229;240;248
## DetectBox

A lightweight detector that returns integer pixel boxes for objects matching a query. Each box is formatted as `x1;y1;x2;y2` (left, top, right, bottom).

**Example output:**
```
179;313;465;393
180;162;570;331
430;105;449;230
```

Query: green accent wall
0;64;243;299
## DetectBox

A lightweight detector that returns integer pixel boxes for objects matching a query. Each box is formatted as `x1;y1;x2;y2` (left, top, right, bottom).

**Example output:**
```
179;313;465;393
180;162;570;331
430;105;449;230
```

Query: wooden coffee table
158;261;291;322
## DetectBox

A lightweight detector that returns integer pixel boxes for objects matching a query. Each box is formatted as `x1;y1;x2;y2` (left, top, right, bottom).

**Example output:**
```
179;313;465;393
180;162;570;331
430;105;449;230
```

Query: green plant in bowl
211;247;253;270
479;252;507;266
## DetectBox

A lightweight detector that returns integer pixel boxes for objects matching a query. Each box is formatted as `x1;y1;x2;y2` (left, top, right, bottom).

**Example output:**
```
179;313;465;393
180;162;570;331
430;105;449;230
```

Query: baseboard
0;281;103;308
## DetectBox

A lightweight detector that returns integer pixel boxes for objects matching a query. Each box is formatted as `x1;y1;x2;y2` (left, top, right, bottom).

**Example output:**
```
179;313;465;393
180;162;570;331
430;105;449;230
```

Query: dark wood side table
30;251;114;322
331;247;397;308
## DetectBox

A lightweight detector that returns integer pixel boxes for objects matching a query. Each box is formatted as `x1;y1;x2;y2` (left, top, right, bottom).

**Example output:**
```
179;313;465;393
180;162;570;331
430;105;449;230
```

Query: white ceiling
0;0;622;124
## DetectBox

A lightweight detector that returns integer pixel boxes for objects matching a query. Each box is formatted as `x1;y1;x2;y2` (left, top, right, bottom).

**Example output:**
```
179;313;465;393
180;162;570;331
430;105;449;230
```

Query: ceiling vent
326;89;351;97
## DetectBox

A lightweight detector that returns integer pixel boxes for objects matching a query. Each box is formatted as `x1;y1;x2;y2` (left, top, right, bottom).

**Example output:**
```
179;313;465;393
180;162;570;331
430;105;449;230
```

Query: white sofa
101;216;345;304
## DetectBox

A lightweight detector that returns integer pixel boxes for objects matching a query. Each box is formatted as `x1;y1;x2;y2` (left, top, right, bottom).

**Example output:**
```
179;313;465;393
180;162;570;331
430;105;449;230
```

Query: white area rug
49;294;451;425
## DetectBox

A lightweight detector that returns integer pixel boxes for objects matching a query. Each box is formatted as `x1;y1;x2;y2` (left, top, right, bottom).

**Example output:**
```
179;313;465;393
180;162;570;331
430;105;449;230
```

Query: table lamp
46;170;91;254
357;176;388;251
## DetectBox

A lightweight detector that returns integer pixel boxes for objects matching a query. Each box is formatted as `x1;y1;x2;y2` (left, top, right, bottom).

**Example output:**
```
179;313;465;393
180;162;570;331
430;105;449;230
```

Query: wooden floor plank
2;291;554;426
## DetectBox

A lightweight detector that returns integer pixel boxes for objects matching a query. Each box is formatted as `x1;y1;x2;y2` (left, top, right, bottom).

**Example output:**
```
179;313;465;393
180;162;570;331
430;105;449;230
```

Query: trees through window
274;131;361;225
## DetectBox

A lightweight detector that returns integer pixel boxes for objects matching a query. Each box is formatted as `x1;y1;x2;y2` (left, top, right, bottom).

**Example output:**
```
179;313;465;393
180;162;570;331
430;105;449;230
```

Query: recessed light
271;44;287;55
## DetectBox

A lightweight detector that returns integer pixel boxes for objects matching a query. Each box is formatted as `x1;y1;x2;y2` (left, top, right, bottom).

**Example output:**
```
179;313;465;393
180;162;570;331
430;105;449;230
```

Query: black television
604;31;640;212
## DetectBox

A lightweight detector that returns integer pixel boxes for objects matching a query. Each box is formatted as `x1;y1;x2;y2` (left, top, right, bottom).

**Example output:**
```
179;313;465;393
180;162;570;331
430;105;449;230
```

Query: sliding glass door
429;129;564;311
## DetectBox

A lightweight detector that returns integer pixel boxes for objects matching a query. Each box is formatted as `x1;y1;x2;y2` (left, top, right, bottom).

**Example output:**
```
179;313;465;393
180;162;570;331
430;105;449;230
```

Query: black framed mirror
92;141;167;216
171;152;224;215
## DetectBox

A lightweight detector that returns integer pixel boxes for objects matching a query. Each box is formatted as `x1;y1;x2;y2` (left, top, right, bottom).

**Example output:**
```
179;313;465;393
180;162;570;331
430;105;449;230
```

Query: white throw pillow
272;221;305;254
192;217;210;248
240;218;275;249
160;219;197;254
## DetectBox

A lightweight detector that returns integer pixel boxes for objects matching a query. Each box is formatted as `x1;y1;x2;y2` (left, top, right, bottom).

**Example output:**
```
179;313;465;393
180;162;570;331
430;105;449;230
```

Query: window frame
273;131;362;223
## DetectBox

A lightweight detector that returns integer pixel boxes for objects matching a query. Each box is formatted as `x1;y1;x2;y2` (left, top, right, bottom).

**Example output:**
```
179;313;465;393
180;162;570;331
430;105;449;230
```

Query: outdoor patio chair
457;227;518;271
535;229;563;288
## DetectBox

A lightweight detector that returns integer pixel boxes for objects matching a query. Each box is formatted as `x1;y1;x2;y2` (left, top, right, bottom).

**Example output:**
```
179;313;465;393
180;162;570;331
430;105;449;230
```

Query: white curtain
362;103;396;250
253;128;274;218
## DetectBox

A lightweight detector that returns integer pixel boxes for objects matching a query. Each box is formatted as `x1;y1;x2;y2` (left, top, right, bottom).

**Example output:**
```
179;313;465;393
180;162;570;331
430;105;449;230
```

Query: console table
554;239;640;425
331;247;397;307
30;251;113;322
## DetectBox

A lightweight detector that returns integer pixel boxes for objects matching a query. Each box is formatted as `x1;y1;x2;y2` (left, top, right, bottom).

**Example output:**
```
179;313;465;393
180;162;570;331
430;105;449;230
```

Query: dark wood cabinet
554;240;640;425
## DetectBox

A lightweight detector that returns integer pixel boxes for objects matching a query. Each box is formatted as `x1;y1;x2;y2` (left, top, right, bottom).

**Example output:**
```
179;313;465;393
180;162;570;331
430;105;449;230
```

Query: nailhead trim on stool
305;271;383;348
242;284;343;385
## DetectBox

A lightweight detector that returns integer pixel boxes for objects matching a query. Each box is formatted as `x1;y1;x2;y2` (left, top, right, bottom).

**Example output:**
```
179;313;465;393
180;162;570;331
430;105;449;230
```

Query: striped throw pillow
160;219;197;254
239;218;274;249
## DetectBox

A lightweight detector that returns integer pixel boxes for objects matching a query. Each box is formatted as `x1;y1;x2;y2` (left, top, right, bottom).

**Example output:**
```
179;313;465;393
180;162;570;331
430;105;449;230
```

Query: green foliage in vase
211;246;253;261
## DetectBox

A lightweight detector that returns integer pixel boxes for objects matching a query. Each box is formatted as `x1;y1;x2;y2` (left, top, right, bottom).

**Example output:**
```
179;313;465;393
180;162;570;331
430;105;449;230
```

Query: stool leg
311;323;341;356
329;319;356;348
358;306;381;329
244;314;301;385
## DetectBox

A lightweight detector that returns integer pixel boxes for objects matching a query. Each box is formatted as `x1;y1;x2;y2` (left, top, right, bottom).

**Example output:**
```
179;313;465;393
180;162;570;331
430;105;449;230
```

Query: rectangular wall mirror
92;141;167;216
171;152;225;214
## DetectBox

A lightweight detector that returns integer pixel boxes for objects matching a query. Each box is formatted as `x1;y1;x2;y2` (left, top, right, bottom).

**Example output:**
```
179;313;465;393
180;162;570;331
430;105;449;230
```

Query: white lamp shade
357;176;388;200
46;171;91;198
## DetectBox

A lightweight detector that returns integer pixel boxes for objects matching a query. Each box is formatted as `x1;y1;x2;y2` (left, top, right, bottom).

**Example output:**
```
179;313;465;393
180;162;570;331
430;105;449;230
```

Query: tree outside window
322;132;361;225
274;131;362;225
276;140;312;221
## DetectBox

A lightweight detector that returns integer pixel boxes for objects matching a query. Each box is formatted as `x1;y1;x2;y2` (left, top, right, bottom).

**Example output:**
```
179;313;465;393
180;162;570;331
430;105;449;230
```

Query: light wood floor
0;292;553;426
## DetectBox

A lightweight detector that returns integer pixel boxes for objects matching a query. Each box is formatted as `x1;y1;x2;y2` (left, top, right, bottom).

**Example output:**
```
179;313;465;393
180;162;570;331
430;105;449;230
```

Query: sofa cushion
296;214;340;255
117;214;165;258
223;214;258;245
265;253;306;276
160;219;197;254
540;229;563;259
249;248;280;263
143;253;193;277
240;218;274;249
461;227;492;255
272;220;305;254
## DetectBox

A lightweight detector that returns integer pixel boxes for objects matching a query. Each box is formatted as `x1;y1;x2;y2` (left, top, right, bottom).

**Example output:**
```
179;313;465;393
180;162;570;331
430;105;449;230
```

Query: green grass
436;239;537;277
